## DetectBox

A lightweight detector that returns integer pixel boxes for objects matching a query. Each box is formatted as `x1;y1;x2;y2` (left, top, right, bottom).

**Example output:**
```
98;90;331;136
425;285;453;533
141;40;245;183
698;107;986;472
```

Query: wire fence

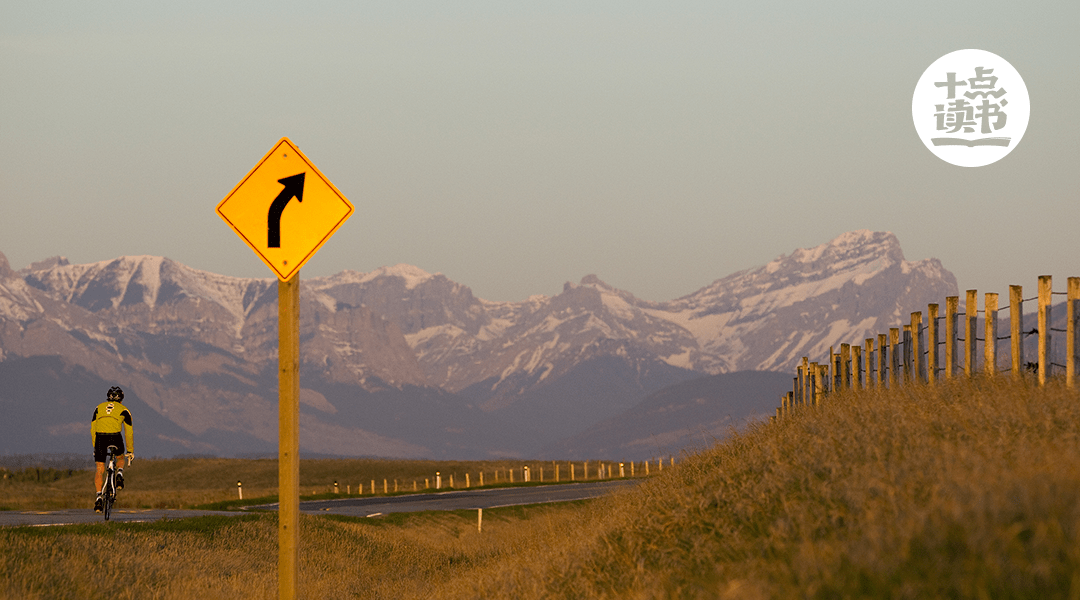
776;275;1080;417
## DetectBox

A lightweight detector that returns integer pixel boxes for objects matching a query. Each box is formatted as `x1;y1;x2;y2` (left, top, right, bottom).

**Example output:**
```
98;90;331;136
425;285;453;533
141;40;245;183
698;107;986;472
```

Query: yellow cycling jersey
91;401;133;452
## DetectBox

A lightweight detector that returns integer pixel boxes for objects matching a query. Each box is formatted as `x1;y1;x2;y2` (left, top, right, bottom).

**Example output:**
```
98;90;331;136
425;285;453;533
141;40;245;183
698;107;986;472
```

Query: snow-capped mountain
0;230;958;458
643;230;957;372
309;230;956;400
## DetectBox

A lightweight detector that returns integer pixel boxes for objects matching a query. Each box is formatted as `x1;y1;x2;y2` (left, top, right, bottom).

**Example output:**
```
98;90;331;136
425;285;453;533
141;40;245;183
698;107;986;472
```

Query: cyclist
91;386;134;513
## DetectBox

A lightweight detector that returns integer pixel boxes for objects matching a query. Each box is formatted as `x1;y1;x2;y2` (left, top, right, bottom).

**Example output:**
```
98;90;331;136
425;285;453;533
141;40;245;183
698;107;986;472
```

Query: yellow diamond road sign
216;137;354;281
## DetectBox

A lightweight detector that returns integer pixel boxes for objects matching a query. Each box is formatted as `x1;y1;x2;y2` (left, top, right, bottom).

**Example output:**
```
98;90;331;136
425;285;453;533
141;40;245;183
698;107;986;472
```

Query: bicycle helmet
106;386;124;401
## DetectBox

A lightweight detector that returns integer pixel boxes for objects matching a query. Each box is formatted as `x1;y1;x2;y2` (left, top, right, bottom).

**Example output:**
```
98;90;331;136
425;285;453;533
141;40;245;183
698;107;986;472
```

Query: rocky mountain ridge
0;230;958;458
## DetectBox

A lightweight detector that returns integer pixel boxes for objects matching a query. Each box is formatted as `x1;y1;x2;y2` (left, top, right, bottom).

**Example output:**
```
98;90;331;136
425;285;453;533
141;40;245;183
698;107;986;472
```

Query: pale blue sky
2;1;1077;302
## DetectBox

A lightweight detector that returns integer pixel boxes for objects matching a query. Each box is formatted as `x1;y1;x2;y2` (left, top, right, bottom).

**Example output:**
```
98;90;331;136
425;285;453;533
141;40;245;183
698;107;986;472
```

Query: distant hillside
541;370;792;460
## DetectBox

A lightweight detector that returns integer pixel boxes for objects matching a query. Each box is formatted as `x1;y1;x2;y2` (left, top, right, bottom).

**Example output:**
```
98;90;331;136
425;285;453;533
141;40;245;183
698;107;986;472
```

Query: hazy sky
2;1;1077;302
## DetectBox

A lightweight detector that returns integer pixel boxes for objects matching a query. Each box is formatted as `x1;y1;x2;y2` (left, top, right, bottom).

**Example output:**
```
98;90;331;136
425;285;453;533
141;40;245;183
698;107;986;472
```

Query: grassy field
3;375;1080;598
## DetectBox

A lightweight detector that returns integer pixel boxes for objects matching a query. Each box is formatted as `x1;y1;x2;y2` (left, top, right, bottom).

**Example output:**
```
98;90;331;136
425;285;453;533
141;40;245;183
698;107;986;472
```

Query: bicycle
99;445;122;521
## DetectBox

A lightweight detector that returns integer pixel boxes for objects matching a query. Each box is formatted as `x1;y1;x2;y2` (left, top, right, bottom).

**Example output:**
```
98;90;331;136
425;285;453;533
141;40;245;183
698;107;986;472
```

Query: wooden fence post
1039;276;1052;386
911;312;922;382
1010;285;1024;380
985;292;998;376
840;344;851;390
965;290;978;376
1069;278;1079;388
945;296;958;378
927;304;939;383
816;363;827;404
799;358;807;405
865;339;875;388
889;328;900;388
853;344;863;390
878;333;888;386
795;364;803;405
830;346;838;391
902;325;912;382
801;357;810;403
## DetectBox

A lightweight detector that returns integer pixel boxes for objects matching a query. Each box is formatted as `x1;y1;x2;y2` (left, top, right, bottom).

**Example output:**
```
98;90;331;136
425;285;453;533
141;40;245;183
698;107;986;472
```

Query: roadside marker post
216;138;354;600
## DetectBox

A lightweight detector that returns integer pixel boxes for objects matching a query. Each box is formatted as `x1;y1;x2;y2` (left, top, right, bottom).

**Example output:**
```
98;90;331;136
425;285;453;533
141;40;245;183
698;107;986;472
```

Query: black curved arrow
267;173;305;248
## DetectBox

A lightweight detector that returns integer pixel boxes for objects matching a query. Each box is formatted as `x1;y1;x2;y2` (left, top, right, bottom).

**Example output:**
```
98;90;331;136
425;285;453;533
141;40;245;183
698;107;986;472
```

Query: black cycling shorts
93;433;125;463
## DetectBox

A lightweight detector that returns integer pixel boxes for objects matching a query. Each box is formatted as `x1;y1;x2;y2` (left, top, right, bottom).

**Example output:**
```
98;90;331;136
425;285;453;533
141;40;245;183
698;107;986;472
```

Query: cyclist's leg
94;462;106;493
113;440;127;489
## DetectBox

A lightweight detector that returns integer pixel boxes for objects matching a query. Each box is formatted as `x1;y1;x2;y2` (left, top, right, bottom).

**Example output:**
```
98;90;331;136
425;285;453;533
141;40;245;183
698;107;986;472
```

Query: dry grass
480;376;1080;599
4;376;1079;598
0;503;592;599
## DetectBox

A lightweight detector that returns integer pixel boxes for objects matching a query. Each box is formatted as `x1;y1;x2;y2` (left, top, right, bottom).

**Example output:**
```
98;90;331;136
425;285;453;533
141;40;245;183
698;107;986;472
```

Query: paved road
0;480;640;528
256;479;641;517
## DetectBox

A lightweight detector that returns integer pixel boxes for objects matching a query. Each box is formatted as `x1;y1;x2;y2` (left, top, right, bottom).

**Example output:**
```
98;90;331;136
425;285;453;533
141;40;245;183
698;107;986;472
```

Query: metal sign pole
278;272;300;599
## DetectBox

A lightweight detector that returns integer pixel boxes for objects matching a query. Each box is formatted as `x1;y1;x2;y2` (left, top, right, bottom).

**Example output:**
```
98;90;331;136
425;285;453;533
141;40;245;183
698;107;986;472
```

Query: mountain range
0;230;958;460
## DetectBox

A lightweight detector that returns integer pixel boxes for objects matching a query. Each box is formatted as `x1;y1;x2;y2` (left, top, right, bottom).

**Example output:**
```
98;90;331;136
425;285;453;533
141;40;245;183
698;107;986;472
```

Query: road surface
0;480;640;528
254;479;640;517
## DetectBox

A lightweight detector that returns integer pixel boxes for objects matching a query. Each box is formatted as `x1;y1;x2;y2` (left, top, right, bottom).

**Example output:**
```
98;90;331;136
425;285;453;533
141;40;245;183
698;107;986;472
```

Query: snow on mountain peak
784;230;902;265
342;264;438;289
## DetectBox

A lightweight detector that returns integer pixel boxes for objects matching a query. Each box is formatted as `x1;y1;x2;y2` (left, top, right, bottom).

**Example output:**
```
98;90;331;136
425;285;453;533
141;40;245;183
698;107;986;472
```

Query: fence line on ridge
776;275;1080;419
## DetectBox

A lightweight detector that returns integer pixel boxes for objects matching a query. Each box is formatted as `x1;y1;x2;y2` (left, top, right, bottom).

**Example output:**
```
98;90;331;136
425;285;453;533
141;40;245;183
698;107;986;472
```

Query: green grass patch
5;513;267;539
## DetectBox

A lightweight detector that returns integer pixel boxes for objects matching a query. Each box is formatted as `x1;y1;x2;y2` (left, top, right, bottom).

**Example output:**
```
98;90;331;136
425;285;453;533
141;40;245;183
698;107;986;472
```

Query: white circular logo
912;49;1030;167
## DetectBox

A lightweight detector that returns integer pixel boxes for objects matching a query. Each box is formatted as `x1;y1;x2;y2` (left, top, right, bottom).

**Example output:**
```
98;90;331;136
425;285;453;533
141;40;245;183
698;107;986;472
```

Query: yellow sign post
216;138;353;600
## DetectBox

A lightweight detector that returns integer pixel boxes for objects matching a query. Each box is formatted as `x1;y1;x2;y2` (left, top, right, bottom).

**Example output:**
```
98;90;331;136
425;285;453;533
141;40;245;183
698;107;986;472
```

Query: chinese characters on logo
912;49;1029;167
932;67;1010;147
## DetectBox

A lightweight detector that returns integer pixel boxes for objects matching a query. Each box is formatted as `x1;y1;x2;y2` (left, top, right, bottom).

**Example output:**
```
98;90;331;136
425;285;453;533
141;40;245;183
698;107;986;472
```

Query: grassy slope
488;376;1080;599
